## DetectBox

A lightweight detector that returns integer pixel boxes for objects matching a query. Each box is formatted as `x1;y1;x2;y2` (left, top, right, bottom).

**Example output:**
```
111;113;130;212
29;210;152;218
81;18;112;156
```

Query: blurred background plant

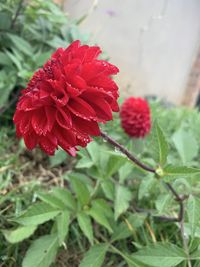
0;0;87;124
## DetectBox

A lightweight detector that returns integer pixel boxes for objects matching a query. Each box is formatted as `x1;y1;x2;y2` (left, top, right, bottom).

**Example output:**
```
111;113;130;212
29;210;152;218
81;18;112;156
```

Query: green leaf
91;199;113;219
114;185;132;220
112;213;146;241
16;203;60;226
49;149;67;167
184;223;200;238
22;234;59;267
104;153;127;179
87;200;113;233
56;211;70;245
7;33;33;56
194;261;200;267
155;194;172;214
76;157;94;169
172;128;198;163
77;212;93;245
5;50;22;70
2;226;37;243
51;187;76;211
187;196;200;238
87;141;100;164
46;36;67;49
37;192;67;209
163;165;200;179
0;11;12;30
68;172;92;188
34;51;52;67
0;52;12;66
132;243;186;267
111;221;132;242
0;70;16;107
101;180;115;200
151;121;168;166
138;175;156;200
119;162;133;182
123;254;149;267
71;176;90;206
79;243;108;267
190;249;200;260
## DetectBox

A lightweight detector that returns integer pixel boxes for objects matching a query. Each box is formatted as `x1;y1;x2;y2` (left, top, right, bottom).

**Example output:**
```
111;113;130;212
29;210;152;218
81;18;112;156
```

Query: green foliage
151;120;169;166
187;195;200;238
114;184;132;220
0;0;86;121
132;243;186;267
2;91;200;265
22;234;59;267
56;210;70;245
2;226;37;243
79;243;108;267
77;212;94;245
15;202;61;225
172;127;198;163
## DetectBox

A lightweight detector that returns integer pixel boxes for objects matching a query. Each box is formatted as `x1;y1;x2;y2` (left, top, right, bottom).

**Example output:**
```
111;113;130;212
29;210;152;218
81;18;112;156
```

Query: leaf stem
165;183;191;267
100;131;155;173
100;131;191;265
10;0;24;29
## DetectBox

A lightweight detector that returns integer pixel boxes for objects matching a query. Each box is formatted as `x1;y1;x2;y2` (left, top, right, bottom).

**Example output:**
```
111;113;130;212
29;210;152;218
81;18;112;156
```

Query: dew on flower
120;97;151;138
13;40;119;156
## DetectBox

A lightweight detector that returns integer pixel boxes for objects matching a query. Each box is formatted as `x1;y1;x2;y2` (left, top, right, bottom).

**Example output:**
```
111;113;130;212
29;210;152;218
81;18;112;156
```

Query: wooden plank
182;47;200;107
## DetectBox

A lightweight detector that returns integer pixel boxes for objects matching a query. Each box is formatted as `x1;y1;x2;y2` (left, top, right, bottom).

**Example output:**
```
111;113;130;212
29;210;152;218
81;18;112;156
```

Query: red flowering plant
13;40;119;156
12;41;200;267
120;97;151;138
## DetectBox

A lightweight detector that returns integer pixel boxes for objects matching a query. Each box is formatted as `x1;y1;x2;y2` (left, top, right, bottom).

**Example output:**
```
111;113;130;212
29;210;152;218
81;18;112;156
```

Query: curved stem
165;183;191;267
10;0;24;29
100;131;155;173
100;131;191;265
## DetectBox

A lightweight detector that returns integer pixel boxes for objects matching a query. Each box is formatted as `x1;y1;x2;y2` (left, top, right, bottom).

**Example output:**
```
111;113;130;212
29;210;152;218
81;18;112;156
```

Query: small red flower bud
120;97;151;138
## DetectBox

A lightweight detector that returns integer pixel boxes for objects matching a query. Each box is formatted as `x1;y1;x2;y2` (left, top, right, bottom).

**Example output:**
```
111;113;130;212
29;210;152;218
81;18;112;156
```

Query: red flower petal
31;109;48;135
24;131;38;150
66;147;77;157
72;115;100;136
13;110;24;123
64;40;80;54
84;47;101;62
68;97;96;120
45;106;56;132
85;96;112;121
39;136;57;155
69;75;87;90
88;74;118;91
19;114;31;135
54;125;76;148
17;97;35;111
66;83;81;98
56;108;72;129
81;61;118;82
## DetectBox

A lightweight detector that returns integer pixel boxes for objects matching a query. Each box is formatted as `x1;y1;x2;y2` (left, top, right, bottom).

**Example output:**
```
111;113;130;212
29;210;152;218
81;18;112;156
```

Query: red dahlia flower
120;97;151;138
13;40;119;156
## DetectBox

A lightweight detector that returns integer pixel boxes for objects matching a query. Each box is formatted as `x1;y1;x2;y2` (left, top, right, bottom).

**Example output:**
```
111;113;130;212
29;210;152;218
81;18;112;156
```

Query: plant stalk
100;131;155;173
10;0;24;29
100;131;191;265
165;183;191;266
